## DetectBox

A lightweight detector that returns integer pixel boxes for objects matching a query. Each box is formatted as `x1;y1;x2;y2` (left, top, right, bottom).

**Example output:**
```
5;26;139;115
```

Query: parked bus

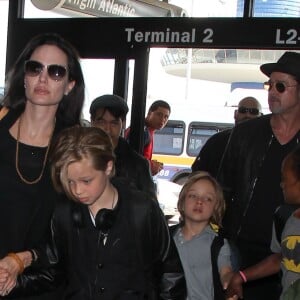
152;119;233;184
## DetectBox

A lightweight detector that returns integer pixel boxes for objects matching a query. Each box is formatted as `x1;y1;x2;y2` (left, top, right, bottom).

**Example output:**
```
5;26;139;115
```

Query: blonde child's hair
50;126;115;200
177;171;226;227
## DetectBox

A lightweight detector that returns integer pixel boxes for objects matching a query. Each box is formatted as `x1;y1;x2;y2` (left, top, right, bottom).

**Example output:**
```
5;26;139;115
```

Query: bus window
187;126;218;157
153;120;233;184
187;122;233;156
153;120;185;155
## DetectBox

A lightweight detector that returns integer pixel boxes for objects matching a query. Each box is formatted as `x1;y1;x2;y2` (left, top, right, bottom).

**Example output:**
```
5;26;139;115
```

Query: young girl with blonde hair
170;171;233;300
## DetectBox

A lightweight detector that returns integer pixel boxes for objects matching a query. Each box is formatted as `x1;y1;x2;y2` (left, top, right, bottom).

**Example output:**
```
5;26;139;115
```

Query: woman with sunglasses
0;32;85;299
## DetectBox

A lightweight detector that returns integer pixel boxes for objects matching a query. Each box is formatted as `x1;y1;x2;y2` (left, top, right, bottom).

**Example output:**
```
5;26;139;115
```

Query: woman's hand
0;257;19;296
0;251;33;296
0;267;10;291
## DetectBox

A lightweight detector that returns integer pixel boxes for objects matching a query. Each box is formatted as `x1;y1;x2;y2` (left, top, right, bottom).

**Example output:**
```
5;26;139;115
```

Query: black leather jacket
14;180;185;300
217;114;275;240
115;137;156;200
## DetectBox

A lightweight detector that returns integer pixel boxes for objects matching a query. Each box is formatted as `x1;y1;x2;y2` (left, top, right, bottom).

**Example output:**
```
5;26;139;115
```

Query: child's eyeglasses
237;107;260;115
263;81;298;94
24;60;67;81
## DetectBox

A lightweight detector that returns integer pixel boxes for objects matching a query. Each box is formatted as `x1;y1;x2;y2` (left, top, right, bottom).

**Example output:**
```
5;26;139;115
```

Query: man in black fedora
218;52;300;300
89;94;156;200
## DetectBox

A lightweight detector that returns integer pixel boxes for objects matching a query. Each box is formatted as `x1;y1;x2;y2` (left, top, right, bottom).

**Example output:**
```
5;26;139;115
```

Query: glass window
153;120;185;155
187;122;233;157
237;0;300;17
80;59;115;121
147;47;274;125
253;0;300;17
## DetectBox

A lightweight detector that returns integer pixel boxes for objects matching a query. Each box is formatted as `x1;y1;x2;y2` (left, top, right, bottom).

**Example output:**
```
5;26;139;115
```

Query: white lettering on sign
98;0;135;16
67;0;135;17
125;28;196;43
202;28;213;43
275;29;300;45
67;0;96;10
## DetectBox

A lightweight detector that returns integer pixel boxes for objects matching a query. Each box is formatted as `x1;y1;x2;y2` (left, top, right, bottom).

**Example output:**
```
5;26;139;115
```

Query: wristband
7;252;24;274
29;249;37;262
239;270;247;283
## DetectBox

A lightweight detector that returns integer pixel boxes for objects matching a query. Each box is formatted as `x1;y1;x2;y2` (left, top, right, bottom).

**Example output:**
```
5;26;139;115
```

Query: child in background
170;171;233;300
226;145;300;300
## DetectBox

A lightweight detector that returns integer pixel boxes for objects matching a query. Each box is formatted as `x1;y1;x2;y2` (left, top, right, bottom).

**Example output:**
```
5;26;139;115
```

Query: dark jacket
115;137;156;200
14;180;185;300
191;128;232;178
218;114;298;300
217;114;276;240
169;224;224;300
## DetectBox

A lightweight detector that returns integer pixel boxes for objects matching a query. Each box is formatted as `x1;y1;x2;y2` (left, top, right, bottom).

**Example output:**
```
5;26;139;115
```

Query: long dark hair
3;32;85;127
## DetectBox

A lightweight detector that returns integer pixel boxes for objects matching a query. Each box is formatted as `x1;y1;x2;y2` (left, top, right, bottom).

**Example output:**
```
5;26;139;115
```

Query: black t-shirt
239;134;299;247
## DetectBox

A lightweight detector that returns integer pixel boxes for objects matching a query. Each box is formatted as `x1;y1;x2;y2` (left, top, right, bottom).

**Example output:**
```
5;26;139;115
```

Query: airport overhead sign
31;0;187;17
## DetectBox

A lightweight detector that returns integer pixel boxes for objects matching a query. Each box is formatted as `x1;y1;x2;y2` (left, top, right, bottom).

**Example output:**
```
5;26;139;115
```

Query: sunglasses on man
237;107;260;115
263;81;298;94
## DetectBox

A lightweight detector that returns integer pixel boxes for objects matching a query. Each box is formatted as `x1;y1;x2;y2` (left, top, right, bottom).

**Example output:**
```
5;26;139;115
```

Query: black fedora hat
260;52;300;81
89;94;129;116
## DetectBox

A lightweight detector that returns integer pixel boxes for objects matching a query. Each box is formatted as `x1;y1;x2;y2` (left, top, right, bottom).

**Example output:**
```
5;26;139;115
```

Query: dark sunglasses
263;81;298;93
238;106;260;115
24;60;67;81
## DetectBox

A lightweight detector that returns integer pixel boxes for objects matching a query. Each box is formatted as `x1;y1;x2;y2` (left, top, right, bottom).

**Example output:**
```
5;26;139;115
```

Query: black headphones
95;208;116;233
72;203;117;233
72;203;85;228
